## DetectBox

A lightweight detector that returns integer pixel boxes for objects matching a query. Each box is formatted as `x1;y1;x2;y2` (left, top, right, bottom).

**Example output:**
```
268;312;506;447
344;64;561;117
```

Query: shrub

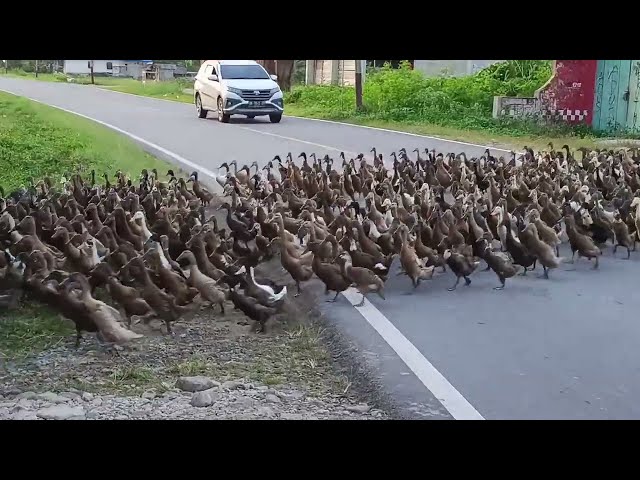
283;60;588;137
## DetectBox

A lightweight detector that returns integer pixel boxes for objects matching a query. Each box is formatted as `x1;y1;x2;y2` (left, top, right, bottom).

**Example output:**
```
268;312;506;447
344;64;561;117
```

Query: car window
219;64;269;80
211;66;217;76
203;65;213;76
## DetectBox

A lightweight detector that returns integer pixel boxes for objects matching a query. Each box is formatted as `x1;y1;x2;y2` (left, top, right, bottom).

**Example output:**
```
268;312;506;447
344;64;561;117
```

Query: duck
336;252;385;307
442;248;481;291
177;250;228;313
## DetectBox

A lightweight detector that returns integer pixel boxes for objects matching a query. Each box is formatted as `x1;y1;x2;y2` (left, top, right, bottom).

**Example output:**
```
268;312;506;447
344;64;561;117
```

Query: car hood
222;79;278;90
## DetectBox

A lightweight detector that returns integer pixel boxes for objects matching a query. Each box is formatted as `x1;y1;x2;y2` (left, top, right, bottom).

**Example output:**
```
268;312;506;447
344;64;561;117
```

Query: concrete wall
492;61;598;126
537;60;597;125
413;60;503;77
305;60;366;86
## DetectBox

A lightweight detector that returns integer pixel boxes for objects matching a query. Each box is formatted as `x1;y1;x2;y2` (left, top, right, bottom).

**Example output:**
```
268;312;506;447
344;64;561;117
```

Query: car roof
217;60;260;66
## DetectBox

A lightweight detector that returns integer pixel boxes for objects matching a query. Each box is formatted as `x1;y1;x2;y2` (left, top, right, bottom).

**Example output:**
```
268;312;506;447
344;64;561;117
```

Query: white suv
194;60;284;123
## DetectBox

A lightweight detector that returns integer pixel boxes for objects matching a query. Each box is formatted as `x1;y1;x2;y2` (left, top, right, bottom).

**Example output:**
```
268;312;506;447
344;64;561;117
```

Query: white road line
1;85;486;420
342;288;485;420
238;126;359;158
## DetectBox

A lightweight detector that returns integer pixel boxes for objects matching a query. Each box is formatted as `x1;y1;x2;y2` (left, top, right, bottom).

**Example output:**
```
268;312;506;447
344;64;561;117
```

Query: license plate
248;101;264;107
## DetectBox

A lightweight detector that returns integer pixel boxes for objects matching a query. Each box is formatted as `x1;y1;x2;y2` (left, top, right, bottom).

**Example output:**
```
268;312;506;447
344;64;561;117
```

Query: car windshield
220;64;270;80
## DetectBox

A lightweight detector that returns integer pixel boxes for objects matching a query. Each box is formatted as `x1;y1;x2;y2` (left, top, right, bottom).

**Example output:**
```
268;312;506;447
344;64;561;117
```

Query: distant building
62;60;153;77
304;60;504;86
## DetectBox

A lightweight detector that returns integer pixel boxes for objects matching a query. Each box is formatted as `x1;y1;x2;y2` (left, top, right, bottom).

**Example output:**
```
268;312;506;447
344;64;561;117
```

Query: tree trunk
256;60;295;91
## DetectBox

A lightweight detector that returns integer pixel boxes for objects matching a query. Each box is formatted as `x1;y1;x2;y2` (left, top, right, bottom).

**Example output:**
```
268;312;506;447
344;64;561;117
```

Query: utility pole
89;60;95;84
35;59;39;78
355;59;363;111
3;60;7;74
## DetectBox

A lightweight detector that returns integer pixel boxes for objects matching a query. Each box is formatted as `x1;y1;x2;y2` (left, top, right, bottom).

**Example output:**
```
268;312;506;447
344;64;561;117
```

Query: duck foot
483;264;491;272
493;278;506;290
464;276;471;287
592;257;599;269
448;277;461;291
354;294;366;307
326;292;341;302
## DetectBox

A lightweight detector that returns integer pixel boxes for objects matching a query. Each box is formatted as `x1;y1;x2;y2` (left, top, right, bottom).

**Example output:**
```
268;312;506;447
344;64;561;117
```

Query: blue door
592;60;633;133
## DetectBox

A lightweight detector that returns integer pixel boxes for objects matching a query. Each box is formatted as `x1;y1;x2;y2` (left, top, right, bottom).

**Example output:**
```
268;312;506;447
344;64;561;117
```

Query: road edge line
342;288;485;420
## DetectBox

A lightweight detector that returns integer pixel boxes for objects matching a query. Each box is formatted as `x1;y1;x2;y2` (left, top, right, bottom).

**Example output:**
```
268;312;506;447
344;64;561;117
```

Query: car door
199;64;216;109
208;63;222;110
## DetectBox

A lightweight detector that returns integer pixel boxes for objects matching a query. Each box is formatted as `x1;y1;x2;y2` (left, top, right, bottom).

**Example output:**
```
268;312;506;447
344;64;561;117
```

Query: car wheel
269;113;282;123
196;94;207;118
217;97;230;123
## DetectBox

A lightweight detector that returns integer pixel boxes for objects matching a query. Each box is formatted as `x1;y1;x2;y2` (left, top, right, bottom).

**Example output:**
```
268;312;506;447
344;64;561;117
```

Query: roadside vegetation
3;60;635;154
0;91;170;192
283;60;627;151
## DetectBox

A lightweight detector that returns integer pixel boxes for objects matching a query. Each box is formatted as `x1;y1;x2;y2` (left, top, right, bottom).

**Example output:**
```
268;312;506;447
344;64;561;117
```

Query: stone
16;391;37;400
256;386;269;391
37;405;86;420
220;380;243;390
257;406;275;418
345;404;371;414
12;410;39;420
191;388;220;408
37;392;69;404
176;376;216;392
81;392;94;402
266;394;282;404
281;413;305;420
60;392;82;402
16;398;34;409
141;390;156;400
4;387;22;397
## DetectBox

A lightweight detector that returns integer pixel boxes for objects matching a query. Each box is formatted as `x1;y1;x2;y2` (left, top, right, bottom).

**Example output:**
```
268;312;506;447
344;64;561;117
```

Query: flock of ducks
0;168;287;348
2;142;640;347
212;144;640;302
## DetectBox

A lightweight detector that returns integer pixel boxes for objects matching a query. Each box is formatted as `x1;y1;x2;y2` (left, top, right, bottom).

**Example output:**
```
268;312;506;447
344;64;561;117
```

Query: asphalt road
3;77;640;420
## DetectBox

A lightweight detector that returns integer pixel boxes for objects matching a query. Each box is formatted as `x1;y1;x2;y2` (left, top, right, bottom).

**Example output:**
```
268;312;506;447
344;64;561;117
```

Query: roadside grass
0;90;172;367
0;303;74;361
0;90;173;192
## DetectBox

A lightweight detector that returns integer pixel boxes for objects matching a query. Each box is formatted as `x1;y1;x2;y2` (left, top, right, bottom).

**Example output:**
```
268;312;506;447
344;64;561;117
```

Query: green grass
0;90;173;192
0;303;74;360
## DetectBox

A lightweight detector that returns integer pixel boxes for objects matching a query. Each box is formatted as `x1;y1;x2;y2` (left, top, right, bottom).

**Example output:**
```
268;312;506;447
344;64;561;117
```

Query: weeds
0;303;74;360
0;91;172;192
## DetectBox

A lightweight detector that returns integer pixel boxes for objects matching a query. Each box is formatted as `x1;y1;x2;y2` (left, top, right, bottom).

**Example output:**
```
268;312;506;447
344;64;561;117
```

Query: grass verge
0;91;173;192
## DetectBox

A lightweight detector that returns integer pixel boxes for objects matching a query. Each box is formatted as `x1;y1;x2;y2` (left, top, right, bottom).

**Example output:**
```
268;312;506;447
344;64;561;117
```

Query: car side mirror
270;74;278;81
208;74;219;82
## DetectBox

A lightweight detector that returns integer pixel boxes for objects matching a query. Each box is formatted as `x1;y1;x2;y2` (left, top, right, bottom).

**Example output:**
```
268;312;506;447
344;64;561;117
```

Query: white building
62;60;153;77
304;60;505;86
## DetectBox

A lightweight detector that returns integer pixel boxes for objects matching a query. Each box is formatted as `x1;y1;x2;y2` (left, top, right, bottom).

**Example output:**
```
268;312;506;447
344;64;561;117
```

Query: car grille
240;90;272;101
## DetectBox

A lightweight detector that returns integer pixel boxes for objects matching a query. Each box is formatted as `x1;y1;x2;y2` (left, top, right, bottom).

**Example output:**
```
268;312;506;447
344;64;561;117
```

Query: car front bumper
223;94;283;115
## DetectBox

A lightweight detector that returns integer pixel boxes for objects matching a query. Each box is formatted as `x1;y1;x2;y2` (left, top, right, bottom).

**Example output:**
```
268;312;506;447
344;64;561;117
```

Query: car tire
269;113;282;123
195;94;207;118
217;97;230;123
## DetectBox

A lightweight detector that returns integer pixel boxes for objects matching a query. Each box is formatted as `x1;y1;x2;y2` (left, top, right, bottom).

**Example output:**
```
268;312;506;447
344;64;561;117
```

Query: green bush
283;60;598;137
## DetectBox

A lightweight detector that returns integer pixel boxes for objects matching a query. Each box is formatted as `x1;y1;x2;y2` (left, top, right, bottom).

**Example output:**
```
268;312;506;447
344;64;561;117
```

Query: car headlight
227;87;243;95
270;87;281;96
